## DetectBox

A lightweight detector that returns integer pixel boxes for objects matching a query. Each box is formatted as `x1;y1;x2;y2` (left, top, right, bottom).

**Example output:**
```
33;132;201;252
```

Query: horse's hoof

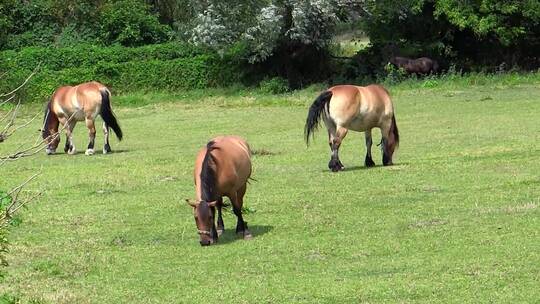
329;164;344;172
217;229;224;237
45;149;55;155
68;148;76;155
85;149;94;156
330;166;339;172
243;231;253;240
329;159;343;172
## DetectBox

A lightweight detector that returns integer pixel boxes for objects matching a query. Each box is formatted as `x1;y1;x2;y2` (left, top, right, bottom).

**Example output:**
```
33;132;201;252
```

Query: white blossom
189;0;354;62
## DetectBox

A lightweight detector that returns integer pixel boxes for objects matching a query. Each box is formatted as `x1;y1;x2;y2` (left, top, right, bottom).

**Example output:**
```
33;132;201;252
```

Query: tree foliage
0;0;539;88
0;0;169;49
359;0;540;70
100;0;170;46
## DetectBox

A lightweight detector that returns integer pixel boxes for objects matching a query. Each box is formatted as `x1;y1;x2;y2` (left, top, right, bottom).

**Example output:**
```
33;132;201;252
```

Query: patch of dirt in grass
251;148;278;156
158;176;178;182
477;203;538;215
109;235;132;247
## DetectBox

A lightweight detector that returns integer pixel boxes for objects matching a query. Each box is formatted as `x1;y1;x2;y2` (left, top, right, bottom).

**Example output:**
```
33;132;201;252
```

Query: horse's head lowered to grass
186;199;218;246
42;100;60;154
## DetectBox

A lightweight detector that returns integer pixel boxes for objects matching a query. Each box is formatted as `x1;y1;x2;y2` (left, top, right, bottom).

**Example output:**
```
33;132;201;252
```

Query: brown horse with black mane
42;81;122;155
390;56;439;75
305;84;399;172
186;136;253;246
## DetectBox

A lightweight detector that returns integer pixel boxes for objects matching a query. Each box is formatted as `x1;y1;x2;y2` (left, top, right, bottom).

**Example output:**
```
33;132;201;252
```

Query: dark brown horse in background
390;56;439;75
42;81;123;155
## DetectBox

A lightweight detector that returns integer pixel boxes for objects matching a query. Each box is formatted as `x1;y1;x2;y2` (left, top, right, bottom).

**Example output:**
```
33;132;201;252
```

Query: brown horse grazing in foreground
42;81;122;155
186;136;253;246
390;56;439;75
305;84;399;172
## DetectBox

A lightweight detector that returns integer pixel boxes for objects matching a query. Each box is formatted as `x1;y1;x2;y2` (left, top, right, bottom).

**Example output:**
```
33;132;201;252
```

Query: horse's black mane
200;140;219;202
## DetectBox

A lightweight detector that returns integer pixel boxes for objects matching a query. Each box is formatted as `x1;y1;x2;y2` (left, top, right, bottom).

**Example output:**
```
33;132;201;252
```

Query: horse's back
213;136;252;176
208;136;252;195
358;85;394;126
327;84;393;131
51;81;108;120
75;81;108;112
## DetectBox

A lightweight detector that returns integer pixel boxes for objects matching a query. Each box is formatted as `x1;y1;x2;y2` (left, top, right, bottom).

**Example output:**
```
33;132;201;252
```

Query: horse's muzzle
200;239;212;246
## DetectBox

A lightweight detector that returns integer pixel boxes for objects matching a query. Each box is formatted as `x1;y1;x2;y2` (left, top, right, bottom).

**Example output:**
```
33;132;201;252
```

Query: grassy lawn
1;78;539;303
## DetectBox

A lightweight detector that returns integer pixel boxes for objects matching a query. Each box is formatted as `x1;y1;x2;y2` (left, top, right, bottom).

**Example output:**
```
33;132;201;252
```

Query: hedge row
0;43;245;102
0;43;209;72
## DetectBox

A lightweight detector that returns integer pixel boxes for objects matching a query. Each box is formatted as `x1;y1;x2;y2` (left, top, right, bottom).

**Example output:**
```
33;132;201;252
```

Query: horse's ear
207;201;218;207
185;199;198;208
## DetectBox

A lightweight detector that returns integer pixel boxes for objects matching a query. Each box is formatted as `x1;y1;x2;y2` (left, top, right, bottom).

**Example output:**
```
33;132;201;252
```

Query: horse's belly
347;112;378;132
346;116;364;131
62;109;86;121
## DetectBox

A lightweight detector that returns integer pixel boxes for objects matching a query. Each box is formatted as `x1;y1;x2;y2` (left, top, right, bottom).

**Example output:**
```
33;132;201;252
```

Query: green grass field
1;77;539;303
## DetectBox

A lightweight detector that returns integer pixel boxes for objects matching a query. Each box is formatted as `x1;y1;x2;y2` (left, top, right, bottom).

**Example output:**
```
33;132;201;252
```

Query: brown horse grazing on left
186;136;253;246
42;81;123;155
305;84;399;172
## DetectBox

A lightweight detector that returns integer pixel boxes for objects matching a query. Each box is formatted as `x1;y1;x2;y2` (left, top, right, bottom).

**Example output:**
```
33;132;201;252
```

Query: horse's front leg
328;126;348;172
210;205;218;242
364;129;375;167
231;185;252;240
216;197;225;236
60;117;76;155
85;118;96;155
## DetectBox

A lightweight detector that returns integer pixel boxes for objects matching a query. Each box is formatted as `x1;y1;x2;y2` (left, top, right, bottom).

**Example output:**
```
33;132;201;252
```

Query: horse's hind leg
328;126;348;172
231;185;252;240
85;118;96;155
216;197;225;236
102;122;111;154
364;129;375;167
380;125;393;166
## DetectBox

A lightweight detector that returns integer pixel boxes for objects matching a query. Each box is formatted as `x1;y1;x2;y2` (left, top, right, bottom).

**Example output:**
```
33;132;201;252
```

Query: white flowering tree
189;0;358;63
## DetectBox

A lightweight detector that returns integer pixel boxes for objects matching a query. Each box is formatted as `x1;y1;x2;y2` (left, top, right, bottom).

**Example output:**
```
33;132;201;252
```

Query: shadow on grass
215;225;273;245
319;162;410;173
46;149;131;156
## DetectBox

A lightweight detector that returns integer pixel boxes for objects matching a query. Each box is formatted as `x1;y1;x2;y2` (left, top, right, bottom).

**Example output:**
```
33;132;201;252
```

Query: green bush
0;42;207;72
259;77;289;94
99;0;170;47
0;43;245;102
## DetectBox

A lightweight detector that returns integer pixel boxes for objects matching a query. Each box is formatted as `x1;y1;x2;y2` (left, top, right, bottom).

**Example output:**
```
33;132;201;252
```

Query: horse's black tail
304;90;333;145
390;114;399;148
100;89;123;141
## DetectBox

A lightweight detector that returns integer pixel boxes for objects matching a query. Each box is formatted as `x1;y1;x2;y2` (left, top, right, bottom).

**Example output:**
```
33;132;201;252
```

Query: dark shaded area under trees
0;0;539;94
